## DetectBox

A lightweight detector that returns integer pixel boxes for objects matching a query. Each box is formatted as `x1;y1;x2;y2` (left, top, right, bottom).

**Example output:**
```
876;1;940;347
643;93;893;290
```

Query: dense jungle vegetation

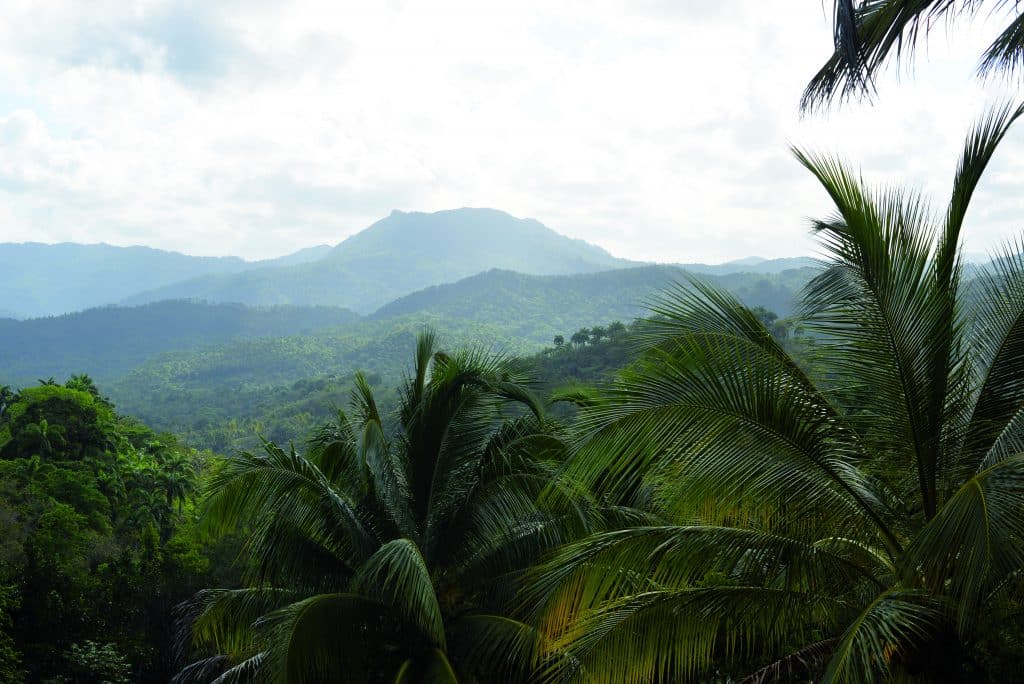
5;2;1024;682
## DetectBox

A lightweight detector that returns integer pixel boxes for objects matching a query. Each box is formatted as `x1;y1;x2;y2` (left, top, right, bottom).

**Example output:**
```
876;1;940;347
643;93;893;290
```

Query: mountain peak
326;207;629;274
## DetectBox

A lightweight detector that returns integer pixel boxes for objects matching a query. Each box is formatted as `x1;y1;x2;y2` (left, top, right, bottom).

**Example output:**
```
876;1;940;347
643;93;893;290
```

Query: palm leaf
821;588;943;684
350;538;447;648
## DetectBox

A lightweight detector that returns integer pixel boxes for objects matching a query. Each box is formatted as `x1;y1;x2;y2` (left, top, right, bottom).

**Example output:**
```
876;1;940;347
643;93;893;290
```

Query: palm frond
795;148;959;520
447;614;551;683
523;526;883;632
801;0;970;111
350;538;447;648
979;10;1024;76
257;592;405;684
180;587;294;660
821;589;943;684
904;454;1024;632
962;242;1024;473
742;638;839;684
202;441;378;571
565;328;897;550
550;586;841;684
942;101;1024;259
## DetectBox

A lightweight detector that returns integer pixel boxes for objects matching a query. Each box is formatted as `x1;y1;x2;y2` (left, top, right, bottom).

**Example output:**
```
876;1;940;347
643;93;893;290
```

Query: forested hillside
0;301;360;386
0;378;240;681
374;264;812;329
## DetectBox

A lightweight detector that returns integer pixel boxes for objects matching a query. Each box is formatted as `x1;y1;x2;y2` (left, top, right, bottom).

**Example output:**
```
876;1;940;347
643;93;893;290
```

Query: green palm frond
795;148;958;520
203;440;378;572
962;243;1024;473
822;589;943;684
904;454;1024;631
350;538;447;648
447;614;550;683
566;326;896;549
523;526;882;631
554;586;841;684
257;592;405;683
179;587;294;665
802;1;1023;111
943;102;1024;257
979;11;1024;75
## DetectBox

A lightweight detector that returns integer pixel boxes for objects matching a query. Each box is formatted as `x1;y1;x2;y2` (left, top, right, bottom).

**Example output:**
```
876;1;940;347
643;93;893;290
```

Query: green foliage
178;331;594;682
62;641;131;684
525;103;1024;682
0;377;232;681
0;585;21;684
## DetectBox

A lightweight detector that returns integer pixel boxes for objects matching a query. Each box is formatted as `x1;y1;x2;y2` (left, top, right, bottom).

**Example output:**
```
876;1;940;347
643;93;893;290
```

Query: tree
553;335;565;348
606;321;627;338
589;326;607;343
0;388;13;422
570;328;590;347
178;331;590;683
525;104;1024;681
805;1;1024;110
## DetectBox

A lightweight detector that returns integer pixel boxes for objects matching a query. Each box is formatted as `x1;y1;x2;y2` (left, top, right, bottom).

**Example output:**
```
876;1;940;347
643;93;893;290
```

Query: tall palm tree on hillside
524;103;1024;682
176;332;597;683
806;1;1024;110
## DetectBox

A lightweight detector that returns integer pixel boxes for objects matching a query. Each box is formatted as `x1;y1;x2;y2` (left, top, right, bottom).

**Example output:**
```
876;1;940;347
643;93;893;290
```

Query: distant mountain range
1;208;817;318
0;241;331;319
119;208;635;313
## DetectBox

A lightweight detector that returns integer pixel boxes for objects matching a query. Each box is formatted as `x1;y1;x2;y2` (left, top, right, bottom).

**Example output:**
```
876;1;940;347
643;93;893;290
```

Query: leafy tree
806;1;1024;110
553;335;564;348
0;585;21;684
569;328;590;347
0;388;13;422
0;377;215;681
178;331;590;682
606;321;627;338
589;326;607;343
526;104;1024;681
0;385;115;462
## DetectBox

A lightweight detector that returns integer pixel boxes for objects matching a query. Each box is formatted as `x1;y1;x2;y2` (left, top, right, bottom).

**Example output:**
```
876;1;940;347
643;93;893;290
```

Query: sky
0;1;1020;263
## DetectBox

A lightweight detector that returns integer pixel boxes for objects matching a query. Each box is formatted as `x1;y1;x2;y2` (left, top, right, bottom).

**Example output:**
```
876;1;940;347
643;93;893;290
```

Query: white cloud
0;0;1019;262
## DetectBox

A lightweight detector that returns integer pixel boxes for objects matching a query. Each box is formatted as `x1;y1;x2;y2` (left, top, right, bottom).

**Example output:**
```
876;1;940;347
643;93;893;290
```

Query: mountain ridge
121;208;637;313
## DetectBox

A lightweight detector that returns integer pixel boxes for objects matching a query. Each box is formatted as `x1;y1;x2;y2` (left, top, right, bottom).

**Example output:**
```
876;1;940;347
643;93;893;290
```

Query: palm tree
176;332;594;683
524;103;1024;681
806;1;1024;110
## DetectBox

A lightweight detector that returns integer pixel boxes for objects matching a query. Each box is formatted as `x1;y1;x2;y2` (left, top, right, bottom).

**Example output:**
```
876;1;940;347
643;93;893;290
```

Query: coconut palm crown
524;102;1024;682
176;331;590;683
806;1;1024;111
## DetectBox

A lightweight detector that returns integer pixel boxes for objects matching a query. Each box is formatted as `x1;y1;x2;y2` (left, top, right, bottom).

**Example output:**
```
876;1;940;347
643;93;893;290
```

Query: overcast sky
0;1;1020;263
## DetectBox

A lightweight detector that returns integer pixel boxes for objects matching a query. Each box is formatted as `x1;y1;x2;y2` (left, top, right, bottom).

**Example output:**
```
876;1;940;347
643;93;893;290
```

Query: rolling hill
0;300;360;385
373;264;814;339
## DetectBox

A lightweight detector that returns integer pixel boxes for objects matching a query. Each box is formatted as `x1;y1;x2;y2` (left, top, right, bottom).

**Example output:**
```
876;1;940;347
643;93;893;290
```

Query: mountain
0;241;332;318
123;208;637;313
0;300;360;385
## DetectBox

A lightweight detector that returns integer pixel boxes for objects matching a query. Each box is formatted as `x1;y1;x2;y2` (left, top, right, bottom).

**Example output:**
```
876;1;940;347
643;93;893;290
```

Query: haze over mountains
1;208;814;319
0;241;333;319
